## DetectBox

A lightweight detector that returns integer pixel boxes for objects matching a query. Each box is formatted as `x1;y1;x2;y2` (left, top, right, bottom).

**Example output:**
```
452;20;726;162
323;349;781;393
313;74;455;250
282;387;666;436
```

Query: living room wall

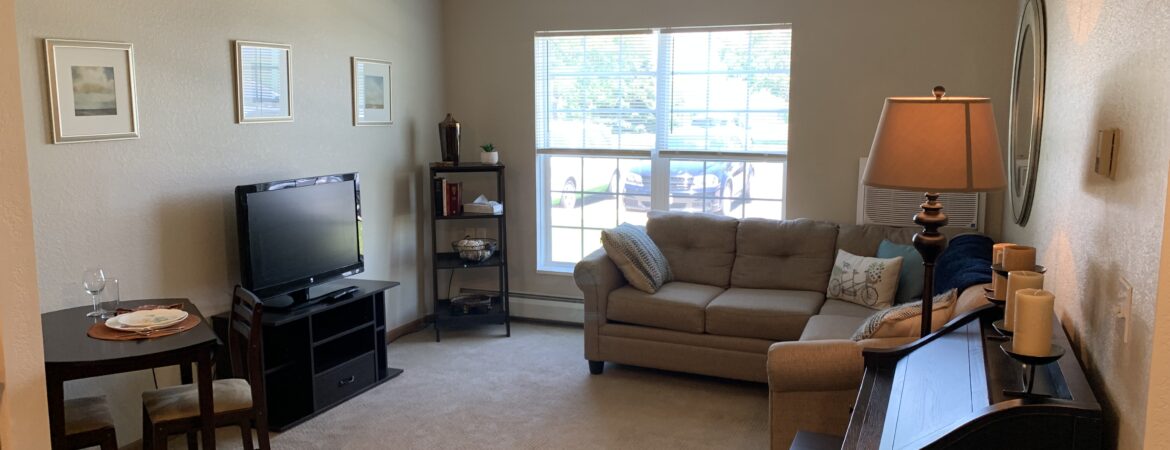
1000;0;1170;448
0;0;50;446
441;0;1017;299
14;0;442;444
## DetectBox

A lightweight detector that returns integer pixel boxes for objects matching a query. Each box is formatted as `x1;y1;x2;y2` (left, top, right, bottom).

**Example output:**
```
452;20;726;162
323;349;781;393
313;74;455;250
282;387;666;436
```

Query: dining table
41;298;220;449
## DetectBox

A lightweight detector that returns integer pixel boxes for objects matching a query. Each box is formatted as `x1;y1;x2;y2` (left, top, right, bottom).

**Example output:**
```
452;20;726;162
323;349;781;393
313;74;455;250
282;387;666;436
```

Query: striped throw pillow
601;224;673;294
851;289;958;341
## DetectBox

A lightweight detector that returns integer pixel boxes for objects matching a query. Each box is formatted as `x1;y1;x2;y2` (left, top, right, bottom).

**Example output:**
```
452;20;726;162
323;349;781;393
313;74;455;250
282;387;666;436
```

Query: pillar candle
1003;270;1044;330
992;243;1015;265
1002;245;1036;271
991;243;1015;299
1013;288;1055;356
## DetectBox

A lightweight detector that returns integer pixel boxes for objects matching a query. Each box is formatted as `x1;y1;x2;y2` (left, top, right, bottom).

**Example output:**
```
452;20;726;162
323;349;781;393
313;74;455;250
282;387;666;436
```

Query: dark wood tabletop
42;298;221;449
42;298;219;370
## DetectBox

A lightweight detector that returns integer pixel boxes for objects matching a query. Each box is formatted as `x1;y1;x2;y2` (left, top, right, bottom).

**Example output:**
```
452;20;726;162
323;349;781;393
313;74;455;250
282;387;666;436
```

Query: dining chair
63;395;117;450
140;286;271;449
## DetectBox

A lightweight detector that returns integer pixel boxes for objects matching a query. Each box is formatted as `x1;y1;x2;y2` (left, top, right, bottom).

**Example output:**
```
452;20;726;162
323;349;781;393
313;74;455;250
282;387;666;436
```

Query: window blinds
535;25;791;154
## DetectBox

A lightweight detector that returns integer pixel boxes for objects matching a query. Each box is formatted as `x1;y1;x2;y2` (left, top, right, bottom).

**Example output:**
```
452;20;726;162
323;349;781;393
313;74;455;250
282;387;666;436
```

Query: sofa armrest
766;336;917;449
767;340;863;392
767;336;917;392
574;248;627;359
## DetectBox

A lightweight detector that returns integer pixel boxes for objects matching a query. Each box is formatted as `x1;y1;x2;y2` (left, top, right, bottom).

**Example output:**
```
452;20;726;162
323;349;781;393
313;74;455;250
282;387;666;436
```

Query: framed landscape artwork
235;41;292;123
44;39;139;144
351;57;391;126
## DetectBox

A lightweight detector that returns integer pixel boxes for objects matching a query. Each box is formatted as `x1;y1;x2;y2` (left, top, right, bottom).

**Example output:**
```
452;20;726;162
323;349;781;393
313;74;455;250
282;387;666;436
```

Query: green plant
480;143;496;152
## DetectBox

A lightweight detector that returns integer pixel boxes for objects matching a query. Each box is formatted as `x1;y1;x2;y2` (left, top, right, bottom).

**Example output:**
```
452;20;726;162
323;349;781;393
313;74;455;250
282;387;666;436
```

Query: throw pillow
851;288;958;341
877;240;924;304
601;223;673;294
826;249;902;309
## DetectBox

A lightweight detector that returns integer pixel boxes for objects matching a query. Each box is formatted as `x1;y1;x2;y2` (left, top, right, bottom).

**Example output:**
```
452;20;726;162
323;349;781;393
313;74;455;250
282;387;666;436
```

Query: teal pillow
878;240;924;304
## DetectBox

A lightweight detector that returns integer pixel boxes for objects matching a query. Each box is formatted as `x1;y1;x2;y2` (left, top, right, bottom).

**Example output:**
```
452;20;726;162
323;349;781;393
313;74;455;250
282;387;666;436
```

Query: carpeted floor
169;321;769;449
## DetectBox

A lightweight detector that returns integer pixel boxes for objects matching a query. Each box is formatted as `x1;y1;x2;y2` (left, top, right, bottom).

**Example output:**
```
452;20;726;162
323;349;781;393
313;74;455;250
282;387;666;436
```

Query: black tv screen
235;173;363;300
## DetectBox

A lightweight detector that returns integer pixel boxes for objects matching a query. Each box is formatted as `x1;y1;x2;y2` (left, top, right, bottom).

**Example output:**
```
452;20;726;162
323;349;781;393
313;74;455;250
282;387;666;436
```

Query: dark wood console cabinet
253;279;402;430
838;305;1102;449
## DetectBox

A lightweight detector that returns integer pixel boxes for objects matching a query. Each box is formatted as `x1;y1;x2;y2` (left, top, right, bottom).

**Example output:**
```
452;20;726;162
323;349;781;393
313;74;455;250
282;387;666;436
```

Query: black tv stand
265;284;362;311
256;279;402;430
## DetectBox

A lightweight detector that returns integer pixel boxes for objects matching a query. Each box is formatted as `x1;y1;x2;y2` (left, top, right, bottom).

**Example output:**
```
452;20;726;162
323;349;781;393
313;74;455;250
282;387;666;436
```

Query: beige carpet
170;321;769;449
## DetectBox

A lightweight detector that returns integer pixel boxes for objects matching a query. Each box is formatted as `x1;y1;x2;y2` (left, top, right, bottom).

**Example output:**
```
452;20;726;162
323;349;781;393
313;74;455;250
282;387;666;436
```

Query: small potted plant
479;143;499;164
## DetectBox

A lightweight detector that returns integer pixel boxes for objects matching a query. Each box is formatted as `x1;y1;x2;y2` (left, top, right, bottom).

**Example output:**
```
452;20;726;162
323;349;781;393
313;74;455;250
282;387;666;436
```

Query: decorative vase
480;151;498;164
438;114;460;164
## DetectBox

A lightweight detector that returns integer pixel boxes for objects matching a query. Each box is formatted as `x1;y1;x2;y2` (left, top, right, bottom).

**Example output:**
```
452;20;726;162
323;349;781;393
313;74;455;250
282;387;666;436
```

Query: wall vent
856;157;984;231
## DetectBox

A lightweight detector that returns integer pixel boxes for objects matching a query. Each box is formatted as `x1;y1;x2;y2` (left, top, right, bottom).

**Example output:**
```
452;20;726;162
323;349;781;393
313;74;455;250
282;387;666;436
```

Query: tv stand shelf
256;279;401;430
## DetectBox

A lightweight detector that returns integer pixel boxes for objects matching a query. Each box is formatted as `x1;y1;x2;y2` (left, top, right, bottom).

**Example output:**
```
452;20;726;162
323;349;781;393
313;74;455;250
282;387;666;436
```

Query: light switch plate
1095;129;1119;178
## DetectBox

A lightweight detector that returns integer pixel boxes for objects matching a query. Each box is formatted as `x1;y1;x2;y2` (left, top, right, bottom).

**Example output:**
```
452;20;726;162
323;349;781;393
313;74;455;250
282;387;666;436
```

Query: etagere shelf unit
429;162;510;342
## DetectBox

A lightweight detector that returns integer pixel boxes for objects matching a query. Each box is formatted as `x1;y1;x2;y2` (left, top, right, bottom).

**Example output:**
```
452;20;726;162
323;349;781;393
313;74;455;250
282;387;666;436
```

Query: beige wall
441;0;1017;298
0;0;51;447
1000;0;1170;448
15;0;442;444
1148;163;1170;448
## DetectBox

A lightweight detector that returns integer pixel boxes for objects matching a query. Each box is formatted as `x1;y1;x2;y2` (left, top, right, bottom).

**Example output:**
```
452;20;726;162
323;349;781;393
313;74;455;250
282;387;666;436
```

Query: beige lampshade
863;96;1007;192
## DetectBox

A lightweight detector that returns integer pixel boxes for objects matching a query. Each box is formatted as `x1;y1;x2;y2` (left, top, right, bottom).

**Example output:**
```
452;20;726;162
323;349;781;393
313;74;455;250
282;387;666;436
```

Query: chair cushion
602;223;673;293
705;288;824;341
799;315;870;341
730;218;838;291
64;395;114;435
607;282;724;333
143;378;253;423
818;299;880;318
646;211;739;288
826;249;902;309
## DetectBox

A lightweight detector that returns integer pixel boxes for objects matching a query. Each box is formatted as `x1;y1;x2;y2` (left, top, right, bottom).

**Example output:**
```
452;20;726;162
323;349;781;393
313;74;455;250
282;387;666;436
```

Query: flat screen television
235;173;363;308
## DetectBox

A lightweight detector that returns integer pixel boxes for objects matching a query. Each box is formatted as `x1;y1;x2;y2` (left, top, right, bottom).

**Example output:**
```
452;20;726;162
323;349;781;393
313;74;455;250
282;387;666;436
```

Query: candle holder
991;319;1014;338
985;291;1006;306
1000;342;1065;398
990;263;1047;276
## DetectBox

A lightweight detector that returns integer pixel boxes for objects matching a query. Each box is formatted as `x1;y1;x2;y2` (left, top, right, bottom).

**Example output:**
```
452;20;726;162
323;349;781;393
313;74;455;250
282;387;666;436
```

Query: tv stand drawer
313;352;376;409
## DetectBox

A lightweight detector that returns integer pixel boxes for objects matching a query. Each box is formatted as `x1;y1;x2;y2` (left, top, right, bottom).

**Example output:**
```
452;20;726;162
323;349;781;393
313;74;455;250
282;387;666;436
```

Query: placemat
87;315;203;341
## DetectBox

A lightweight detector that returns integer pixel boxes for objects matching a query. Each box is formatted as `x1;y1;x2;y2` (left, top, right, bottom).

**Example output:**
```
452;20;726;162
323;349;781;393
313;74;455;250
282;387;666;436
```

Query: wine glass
82;268;107;318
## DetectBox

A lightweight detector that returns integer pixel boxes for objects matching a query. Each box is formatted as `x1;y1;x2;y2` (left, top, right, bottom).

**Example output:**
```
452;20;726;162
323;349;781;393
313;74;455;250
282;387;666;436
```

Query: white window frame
535;25;790;274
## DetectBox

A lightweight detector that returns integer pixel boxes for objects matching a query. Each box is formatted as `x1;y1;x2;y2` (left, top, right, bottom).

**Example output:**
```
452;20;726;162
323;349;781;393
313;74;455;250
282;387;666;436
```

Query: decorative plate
108;309;188;330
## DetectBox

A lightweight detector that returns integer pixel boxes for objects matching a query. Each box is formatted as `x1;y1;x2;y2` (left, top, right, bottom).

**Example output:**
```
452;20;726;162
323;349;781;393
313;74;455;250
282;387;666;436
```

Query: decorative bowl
452;237;497;262
449;294;493;315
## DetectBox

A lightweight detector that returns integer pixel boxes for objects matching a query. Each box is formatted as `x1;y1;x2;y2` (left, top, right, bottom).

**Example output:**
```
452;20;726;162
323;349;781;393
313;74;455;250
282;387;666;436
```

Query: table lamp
862;86;1007;337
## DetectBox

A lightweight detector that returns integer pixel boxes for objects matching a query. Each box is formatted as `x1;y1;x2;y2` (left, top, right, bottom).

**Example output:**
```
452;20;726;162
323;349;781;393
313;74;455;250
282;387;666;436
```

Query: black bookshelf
429;162;510;342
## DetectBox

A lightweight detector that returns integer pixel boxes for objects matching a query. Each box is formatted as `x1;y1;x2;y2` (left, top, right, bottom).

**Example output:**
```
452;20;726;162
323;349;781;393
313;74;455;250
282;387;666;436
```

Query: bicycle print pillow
826;249;903;309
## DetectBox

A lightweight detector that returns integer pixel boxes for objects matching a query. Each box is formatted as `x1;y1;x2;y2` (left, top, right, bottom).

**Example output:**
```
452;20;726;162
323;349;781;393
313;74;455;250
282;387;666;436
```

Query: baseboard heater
459;288;584;324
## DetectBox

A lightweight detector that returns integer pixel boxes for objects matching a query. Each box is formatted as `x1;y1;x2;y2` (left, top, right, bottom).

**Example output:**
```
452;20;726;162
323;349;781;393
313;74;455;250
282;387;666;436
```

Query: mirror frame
1008;0;1047;225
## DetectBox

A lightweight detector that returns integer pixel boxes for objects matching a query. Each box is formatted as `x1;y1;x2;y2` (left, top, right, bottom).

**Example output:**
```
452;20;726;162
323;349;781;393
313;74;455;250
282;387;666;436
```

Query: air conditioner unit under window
856;157;984;232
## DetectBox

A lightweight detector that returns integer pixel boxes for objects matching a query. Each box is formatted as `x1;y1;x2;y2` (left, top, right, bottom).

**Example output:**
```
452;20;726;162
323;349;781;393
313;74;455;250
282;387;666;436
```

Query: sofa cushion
818;299;880;318
878;240;925;304
799;315;870;341
607;282;724;333
601;223;673;293
836;224;917;257
826;249;902;309
646;211;738;288
730;218;839;291
705;288;824;341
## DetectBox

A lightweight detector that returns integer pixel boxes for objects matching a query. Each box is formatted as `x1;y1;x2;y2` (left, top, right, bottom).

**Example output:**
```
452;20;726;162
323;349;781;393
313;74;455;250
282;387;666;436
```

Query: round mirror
1009;0;1047;225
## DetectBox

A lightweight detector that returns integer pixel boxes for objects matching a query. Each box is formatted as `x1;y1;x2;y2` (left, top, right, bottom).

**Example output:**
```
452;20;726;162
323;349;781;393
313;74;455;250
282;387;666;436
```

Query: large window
535;25;791;272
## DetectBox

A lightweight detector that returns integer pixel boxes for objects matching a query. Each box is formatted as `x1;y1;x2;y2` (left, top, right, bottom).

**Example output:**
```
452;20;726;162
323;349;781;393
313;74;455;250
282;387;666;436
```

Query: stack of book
433;177;463;216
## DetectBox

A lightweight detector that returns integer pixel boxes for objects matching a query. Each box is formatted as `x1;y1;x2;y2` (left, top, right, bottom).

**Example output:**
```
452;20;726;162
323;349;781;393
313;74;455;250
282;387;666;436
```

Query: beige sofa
573;210;987;448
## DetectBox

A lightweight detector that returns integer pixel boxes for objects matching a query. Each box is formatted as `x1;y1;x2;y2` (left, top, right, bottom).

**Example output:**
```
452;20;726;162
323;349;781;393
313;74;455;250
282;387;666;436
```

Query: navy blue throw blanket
933;234;994;295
